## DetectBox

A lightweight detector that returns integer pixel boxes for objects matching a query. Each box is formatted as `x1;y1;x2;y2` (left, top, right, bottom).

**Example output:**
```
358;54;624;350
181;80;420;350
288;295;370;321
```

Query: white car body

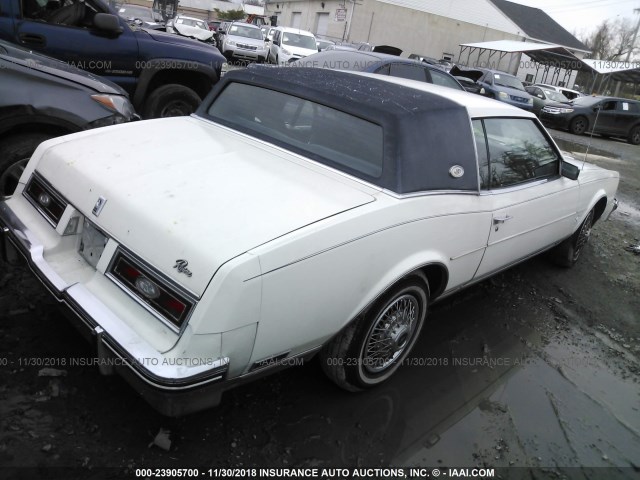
534;83;583;100
220;22;268;62
166;15;213;42
0;68;618;416
267;26;318;64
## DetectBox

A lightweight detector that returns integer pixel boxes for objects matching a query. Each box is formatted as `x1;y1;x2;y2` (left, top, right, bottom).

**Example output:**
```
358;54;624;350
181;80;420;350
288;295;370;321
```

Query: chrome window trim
479;178;550;195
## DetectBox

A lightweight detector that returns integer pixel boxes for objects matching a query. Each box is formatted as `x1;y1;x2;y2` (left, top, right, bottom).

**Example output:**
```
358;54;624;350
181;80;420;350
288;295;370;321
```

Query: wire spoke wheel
362;294;419;374
573;209;594;262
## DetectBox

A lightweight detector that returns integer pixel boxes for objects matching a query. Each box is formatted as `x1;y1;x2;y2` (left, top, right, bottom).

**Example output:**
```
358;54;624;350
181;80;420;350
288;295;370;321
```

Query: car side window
429;69;464;90
474;118;559;190
389;63;426;82
21;0;103;28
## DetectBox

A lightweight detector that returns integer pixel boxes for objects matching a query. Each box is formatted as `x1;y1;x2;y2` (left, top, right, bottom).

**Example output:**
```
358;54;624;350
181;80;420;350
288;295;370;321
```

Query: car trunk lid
34;117;377;295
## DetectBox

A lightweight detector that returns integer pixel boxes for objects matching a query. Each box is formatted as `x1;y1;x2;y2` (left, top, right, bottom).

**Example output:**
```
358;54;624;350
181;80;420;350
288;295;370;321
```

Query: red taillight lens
23;174;67;227
110;252;195;329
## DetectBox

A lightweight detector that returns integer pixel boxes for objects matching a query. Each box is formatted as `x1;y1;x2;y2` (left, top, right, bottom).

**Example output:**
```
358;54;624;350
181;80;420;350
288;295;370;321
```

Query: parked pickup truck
0;0;225;118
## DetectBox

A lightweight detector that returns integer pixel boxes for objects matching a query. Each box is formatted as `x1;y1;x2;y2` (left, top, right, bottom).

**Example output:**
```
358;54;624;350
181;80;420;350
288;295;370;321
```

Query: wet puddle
217;282;640;476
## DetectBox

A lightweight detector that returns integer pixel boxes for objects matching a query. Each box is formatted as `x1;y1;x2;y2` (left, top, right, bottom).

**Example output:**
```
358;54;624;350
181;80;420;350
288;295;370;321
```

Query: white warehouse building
264;0;590;88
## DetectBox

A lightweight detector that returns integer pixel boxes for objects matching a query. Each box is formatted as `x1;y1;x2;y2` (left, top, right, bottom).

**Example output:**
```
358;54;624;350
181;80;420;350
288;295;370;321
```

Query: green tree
214;8;246;21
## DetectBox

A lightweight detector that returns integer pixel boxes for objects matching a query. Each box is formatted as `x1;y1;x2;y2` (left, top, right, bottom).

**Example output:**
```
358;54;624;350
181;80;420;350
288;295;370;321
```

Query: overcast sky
512;0;640;36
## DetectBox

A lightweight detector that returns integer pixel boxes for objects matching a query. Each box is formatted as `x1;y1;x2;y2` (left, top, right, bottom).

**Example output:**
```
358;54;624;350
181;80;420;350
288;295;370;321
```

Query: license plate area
78;219;108;269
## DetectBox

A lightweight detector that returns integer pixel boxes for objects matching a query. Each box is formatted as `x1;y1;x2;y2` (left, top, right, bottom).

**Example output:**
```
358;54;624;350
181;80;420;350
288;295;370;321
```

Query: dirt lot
0;129;639;480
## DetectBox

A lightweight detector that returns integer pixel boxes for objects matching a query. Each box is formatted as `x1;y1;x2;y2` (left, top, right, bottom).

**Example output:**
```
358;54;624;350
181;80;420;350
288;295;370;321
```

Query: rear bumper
0;200;229;417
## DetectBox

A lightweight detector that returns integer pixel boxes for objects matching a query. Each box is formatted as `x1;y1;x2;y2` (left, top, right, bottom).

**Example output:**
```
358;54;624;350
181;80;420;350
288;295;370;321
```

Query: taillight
108;250;195;330
23;174;68;227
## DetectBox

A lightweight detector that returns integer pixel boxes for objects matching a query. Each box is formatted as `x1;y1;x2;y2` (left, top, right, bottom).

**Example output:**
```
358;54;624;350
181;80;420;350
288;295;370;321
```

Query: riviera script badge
173;259;193;277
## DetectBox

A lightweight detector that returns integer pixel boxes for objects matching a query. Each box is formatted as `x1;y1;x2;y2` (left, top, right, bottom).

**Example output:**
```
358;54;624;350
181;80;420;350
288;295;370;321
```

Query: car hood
372;45;402;56
228;35;264;47
545;101;574;108
142;28;214;48
282;44;318;57
450;66;483;82
173;24;214;41
0;40;124;95
33;117;376;295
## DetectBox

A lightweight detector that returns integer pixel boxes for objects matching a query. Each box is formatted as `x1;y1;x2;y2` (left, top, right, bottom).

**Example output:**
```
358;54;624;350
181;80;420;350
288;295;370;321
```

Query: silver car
220;22;267;63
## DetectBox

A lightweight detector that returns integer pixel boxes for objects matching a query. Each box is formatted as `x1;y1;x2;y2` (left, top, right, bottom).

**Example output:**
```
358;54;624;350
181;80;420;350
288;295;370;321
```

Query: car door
594;100;620;134
610;100;639;136
472;117;580;279
15;0;139;93
526;86;545;114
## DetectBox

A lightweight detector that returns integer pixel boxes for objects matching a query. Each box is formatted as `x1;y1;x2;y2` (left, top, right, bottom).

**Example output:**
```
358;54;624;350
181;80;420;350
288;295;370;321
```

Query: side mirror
94;13;123;34
561;161;580;180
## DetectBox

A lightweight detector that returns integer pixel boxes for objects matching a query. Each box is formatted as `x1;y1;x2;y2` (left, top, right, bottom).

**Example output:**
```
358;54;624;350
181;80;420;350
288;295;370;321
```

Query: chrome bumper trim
0;200;229;393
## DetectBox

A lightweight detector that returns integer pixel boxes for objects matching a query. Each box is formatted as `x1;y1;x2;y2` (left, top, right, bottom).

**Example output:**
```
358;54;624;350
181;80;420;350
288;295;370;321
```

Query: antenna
582;99;601;170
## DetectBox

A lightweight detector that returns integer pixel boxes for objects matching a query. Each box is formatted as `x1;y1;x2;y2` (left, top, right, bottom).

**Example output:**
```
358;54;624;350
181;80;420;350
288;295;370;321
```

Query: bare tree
582;17;638;60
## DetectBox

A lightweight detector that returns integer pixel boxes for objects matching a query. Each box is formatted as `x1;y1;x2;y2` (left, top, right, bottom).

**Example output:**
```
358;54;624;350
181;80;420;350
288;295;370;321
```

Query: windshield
492;73;524;91
229;25;263;40
544;90;570;102
282;33;317;50
177;18;208;29
572;96;602;107
119;6;154;21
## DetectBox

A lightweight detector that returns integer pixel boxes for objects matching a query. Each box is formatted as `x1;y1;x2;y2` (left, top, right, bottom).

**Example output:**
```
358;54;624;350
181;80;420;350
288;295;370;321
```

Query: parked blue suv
454;67;533;111
0;0;225;118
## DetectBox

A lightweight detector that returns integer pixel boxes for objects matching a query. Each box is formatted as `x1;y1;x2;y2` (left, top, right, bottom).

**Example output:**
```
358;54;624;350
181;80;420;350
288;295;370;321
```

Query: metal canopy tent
458;40;583;86
579;59;640;94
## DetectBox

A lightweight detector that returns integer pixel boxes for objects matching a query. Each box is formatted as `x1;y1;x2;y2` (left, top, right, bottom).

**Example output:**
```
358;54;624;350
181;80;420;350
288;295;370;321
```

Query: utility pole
345;0;356;42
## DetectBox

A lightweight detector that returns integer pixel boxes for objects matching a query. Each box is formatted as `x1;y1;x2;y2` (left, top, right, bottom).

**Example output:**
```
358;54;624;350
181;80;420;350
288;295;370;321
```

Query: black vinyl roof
198;66;479;193
490;0;588;52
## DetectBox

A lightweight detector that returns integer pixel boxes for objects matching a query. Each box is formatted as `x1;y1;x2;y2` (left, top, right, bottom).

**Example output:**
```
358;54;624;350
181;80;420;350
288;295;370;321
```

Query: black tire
320;276;428;391
0;133;53;199
142;84;202;119
551;209;595;268
569;116;588;136
628;125;640;145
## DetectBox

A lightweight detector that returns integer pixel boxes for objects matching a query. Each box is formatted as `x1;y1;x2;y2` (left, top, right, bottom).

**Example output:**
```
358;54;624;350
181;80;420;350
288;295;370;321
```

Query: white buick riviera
0;66;619;415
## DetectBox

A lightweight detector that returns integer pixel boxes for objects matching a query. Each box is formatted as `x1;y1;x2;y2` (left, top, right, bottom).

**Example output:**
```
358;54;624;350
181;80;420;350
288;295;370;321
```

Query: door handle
493;215;513;225
19;33;46;48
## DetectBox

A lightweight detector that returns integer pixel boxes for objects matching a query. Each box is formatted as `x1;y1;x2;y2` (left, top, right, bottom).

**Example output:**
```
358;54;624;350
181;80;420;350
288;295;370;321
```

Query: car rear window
207;83;384;178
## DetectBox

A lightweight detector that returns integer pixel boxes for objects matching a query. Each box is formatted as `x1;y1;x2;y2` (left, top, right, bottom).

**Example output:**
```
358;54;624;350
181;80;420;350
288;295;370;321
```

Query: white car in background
166;15;214;43
0;67;618;416
219;22;268;63
534;83;583;100
266;26;317;64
